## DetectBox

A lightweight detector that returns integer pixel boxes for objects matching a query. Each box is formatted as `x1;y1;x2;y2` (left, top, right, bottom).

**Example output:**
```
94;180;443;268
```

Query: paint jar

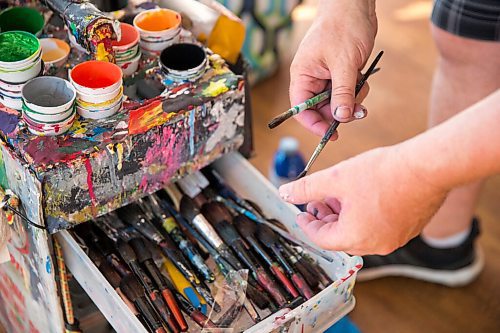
0;7;45;36
133;8;181;55
69;61;123;119
21;77;77;136
159;43;207;82
0;64;43;111
112;23;142;77
0;31;42;84
40;38;71;74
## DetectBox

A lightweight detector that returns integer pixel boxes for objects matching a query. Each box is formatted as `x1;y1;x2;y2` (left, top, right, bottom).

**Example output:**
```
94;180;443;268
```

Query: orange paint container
133;9;182;54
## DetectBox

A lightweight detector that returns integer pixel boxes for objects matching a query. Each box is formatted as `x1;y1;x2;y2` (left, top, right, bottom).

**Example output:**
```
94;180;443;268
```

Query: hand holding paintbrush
269;51;384;178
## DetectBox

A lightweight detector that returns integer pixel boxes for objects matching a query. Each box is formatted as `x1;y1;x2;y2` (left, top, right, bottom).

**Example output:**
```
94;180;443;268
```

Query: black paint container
159;43;207;82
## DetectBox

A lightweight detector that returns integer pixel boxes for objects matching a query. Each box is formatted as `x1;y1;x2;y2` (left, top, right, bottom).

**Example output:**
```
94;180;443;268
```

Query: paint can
0;31;42;84
0;59;44;111
0;7;45;36
112;23;142;76
69;61;123;119
21;76;77;136
40;38;71;75
159;43;207;82
133;8;181;55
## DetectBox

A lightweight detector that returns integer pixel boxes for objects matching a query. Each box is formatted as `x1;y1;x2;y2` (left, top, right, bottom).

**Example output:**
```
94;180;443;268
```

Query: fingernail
297;212;309;218
312;208;319;217
334;106;352;120
354;107;367;119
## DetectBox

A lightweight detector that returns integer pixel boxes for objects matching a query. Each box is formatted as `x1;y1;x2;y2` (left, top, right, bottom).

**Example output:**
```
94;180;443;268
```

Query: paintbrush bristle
268;111;292;129
215;220;240;245
120;274;144;302
233;215;256;237
99;262;122;289
296;170;308;179
179;196;200;222
116;239;137;263
200;202;228;226
257;224;279;245
129;237;152;263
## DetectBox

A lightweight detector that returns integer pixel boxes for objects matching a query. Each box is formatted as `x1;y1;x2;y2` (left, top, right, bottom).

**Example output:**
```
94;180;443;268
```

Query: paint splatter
84;159;98;214
202;79;229;97
128;99;176;134
45;256;51;274
116;143;124;171
0;111;19;136
188;109;195;156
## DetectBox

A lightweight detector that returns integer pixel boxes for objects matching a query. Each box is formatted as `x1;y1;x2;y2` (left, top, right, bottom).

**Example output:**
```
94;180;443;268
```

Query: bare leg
423;26;500;239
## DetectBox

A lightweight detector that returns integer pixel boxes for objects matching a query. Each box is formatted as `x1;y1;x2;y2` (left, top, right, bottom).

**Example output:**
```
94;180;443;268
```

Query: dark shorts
431;0;500;41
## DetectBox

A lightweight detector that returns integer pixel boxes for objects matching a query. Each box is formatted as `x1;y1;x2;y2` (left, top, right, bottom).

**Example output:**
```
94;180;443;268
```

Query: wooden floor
248;0;500;332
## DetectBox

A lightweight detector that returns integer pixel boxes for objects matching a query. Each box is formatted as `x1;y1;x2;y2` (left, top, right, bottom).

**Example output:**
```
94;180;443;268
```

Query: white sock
421;227;471;249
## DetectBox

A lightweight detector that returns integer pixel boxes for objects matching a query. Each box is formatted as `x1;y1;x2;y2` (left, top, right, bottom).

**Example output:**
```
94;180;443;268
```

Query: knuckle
332;84;355;98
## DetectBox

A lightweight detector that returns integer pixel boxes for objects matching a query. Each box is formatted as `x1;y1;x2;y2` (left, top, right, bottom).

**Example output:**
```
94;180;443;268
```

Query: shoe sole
357;247;484;287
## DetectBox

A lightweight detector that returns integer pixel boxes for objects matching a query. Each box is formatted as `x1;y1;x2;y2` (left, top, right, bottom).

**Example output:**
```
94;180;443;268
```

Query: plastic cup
69;61;123;95
112;23;140;53
40;38;70;72
133;8;181;54
0;7;45;36
159;43;207;82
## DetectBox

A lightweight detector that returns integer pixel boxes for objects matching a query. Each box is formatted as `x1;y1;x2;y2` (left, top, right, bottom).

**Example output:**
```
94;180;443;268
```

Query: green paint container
0;7;45;36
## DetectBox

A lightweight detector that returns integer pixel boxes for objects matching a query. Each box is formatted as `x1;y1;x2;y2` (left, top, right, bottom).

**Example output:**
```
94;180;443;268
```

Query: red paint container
69;61;123;119
70;61;122;94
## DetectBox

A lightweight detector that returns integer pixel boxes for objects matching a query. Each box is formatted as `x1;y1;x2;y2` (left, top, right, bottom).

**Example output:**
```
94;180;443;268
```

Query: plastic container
0;31;42;84
76;97;123;120
159;43;207;82
69;61;123;95
117;50;141;77
21;77;76;135
133;8;181;55
40;38;71;73
0;7;45;36
0;64;43;111
269;137;306;187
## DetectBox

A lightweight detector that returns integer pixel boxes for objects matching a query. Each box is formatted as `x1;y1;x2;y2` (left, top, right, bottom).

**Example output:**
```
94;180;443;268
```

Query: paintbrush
116;204;218;311
129;238;188;332
214;195;335;262
268;66;381;129
279;241;320;290
234;214;299;299
257;224;314;300
297;50;384;179
174;291;217;329
120;274;169;333
154;195;263;320
98;262;140;317
177;195;244;272
79;225;132;277
163;257;207;314
202;202;288;307
116;239;181;333
141;196;215;283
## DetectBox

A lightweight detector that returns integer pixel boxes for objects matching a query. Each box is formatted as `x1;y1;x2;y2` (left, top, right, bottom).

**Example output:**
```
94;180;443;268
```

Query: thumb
328;60;358;122
279;168;336;204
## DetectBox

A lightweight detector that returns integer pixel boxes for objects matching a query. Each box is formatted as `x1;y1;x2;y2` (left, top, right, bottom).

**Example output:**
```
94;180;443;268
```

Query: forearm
401;89;500;190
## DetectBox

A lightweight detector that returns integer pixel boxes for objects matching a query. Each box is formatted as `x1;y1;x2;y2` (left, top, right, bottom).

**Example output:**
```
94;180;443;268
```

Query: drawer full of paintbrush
55;152;362;333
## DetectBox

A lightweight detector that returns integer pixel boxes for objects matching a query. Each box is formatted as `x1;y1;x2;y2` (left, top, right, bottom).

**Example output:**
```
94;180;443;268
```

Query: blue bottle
269;137;306;210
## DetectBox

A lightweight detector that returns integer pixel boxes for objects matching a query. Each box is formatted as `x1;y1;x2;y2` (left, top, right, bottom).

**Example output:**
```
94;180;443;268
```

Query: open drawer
56;152;362;333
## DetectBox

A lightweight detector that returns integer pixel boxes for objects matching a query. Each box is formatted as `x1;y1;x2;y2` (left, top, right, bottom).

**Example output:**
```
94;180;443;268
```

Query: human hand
289;0;378;139
278;146;449;255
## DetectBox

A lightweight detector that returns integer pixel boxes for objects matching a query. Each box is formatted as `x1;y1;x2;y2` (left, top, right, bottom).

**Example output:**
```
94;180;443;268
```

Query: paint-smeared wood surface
0;58;246;232
249;0;500;332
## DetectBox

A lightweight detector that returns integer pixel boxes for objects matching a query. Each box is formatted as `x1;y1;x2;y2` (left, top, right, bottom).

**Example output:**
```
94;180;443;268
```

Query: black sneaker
357;218;484;287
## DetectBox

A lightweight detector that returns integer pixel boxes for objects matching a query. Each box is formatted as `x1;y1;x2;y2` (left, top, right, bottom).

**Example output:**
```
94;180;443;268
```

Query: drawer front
57;152;361;333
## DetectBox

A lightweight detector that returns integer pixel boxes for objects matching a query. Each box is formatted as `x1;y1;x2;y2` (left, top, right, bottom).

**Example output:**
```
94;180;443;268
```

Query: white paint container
0;54;42;84
40;38;71;73
21;77;76;135
159;43;207;82
0;92;22;110
0;31;42;84
117;50;141;77
69;61;123;95
76;97;123;120
133;8;181;55
76;85;123;106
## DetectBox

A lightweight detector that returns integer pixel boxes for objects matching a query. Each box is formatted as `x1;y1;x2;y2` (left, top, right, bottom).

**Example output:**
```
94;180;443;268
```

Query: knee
431;25;500;71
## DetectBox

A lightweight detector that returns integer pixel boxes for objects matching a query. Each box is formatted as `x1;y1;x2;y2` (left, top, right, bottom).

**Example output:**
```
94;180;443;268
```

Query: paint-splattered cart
0;52;361;333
